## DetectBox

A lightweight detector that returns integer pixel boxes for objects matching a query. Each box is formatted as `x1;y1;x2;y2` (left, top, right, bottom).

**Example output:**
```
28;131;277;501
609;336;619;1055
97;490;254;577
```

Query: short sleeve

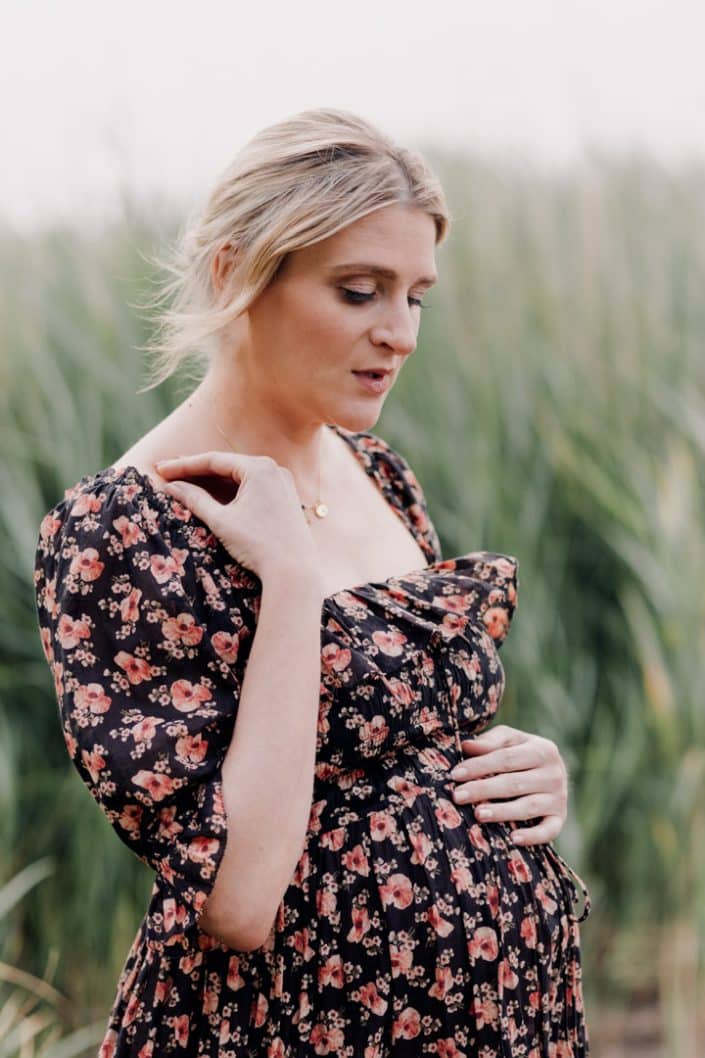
355;431;444;564
33;472;252;944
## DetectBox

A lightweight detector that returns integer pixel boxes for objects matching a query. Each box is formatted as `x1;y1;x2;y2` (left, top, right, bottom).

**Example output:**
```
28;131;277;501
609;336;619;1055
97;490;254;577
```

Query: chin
326;404;385;434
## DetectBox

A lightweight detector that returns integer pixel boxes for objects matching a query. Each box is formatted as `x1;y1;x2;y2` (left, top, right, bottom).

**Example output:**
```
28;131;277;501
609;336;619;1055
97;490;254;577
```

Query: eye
340;288;428;309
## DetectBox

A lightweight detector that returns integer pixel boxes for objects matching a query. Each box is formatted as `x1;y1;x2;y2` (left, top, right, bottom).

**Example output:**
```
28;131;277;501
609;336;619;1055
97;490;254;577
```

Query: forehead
290;204;438;280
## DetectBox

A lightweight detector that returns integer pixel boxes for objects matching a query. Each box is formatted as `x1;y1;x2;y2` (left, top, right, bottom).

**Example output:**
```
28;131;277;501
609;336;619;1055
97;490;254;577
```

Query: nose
369;299;418;358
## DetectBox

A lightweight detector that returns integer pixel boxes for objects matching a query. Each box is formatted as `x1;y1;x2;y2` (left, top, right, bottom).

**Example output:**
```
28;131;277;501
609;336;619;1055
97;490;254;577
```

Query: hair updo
136;107;451;392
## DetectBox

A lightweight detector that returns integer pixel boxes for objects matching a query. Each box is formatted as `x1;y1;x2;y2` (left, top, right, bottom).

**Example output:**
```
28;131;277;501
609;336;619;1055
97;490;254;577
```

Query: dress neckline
85;424;443;606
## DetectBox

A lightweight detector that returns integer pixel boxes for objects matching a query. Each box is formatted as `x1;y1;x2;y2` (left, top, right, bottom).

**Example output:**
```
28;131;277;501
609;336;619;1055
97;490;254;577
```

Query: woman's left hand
448;724;568;845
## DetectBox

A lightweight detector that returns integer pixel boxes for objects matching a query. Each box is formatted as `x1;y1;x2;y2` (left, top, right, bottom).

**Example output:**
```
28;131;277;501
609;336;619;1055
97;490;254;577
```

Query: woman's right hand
154;450;324;591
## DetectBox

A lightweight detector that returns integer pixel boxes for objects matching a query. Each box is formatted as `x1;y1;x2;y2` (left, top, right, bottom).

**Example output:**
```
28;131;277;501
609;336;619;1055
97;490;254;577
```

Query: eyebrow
328;262;438;286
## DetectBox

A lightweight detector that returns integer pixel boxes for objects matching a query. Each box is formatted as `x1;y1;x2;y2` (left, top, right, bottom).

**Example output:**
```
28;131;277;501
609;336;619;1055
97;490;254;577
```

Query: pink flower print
292;928;315;961
498;958;519;990
211;629;241;664
389;941;414;978
119;587;142;625
39;511;62;543
175;732;208;763
507;852;531;885
226;955;245;991
118;804;143;836
535;880;558;915
346;905;372;942
487;881;500;918
169;678;213;713
173;1014;189;1047
433;592;466;614
450;864;473;892
98;1030;117;1058
468;925;499;962
114;651;154;686
318;954;344;989
321;641;352;672
309;1024;345;1054
391;1006;421;1041
57;613;91;650
409;830;433;865
137;1043;153;1058
40;626;54;664
320;827;345;851
69;547;105;582
316;885;338;918
163;611;203;646
435;797;463;830
360;715;390;747
187;836;219;863
75;682;111;715
358;981;388;1014
178;950;203;975
132;770;176;802
149;552;183;585
71;493;103;517
82;748;106;783
371;627;407;657
472;996;500;1029
369;810;397;841
387;774;422;805
521;914;538;948
341;843;370;876
112;515;143;548
428;965;454;1000
483;606;509;641
202;984;218;1014
379;872;414;910
253;993;269;1028
123;990;139;1024
468;824;491;854
383;675;415;706
130;716;163;743
427;903;455;937
437;1038;468;1057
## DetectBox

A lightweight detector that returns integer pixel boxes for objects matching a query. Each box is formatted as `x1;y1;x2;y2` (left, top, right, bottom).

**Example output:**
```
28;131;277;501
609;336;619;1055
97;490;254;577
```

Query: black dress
34;424;591;1057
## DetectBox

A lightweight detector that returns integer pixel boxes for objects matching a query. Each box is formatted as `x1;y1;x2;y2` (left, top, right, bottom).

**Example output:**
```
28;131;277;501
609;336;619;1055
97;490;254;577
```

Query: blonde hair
135;107;452;393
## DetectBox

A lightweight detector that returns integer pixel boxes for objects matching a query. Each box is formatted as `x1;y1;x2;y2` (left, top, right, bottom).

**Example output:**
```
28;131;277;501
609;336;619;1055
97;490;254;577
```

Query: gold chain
213;421;329;520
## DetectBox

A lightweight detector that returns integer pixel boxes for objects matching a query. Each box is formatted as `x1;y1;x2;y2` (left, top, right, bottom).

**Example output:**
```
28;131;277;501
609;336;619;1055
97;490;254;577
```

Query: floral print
34;424;590;1056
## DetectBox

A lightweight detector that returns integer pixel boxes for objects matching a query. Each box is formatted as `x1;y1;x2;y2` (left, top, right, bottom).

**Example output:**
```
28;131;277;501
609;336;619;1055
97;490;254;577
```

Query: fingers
453;738;547;783
159;478;225;533
156;450;259;481
460;724;527;755
465;793;554;823
452;767;550;806
509;815;564;846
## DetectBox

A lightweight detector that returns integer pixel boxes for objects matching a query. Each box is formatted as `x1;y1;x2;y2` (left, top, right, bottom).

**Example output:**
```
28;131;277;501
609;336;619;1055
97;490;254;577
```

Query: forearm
200;568;324;949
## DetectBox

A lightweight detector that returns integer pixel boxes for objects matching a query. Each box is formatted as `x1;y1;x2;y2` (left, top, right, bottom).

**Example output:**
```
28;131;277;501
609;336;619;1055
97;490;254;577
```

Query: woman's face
239;203;438;433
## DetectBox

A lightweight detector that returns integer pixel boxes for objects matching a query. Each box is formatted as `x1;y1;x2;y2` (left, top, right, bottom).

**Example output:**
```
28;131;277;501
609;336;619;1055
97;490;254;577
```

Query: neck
182;364;330;501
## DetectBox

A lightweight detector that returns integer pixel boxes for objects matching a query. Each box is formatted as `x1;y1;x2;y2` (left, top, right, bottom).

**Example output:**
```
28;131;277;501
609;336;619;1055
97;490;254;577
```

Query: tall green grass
2;151;703;1054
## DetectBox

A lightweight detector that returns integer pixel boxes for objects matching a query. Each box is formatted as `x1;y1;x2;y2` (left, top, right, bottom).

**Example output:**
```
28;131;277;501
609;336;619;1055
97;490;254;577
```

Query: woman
34;108;590;1056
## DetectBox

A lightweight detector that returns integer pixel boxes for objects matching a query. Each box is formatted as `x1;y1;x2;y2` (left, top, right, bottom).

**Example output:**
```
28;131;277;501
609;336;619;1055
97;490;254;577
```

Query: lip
351;369;393;395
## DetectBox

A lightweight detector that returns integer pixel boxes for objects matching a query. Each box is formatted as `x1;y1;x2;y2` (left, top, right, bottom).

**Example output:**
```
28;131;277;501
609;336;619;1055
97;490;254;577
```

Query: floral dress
34;424;591;1057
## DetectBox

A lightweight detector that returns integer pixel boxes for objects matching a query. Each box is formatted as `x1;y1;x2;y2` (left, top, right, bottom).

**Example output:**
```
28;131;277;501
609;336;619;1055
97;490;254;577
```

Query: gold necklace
214;422;329;520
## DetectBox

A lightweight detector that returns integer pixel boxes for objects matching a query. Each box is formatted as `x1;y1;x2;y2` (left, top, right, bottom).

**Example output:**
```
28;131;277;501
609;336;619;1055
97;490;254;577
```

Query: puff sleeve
33;471;255;942
356;431;444;564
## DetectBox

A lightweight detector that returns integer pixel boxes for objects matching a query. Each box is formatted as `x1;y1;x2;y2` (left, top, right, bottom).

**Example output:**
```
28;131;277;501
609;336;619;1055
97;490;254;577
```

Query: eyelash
341;288;428;309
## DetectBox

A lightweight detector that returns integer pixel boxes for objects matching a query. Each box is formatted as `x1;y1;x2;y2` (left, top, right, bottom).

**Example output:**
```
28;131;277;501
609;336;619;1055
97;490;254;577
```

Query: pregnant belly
249;765;590;1041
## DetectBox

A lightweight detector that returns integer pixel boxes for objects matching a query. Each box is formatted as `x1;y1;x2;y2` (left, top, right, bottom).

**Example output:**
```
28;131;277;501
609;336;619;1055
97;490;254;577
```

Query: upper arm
34;478;250;945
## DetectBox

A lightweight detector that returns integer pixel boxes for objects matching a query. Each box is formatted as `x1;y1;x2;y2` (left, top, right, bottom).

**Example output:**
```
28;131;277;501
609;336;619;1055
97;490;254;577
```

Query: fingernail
476;806;491;818
449;767;465;780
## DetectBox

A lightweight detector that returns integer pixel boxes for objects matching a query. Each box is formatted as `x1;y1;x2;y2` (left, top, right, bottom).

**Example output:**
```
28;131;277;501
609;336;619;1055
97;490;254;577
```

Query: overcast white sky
2;0;704;232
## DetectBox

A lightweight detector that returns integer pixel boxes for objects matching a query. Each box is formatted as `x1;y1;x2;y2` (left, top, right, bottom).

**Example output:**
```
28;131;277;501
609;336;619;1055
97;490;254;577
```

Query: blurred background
2;1;704;1055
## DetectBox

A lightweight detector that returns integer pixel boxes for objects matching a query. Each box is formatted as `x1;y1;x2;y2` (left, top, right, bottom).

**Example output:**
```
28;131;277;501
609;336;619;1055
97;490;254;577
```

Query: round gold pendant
313;501;329;518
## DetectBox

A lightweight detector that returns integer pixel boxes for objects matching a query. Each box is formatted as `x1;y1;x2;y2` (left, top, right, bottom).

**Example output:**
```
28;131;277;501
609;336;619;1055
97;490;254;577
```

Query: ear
211;242;239;295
